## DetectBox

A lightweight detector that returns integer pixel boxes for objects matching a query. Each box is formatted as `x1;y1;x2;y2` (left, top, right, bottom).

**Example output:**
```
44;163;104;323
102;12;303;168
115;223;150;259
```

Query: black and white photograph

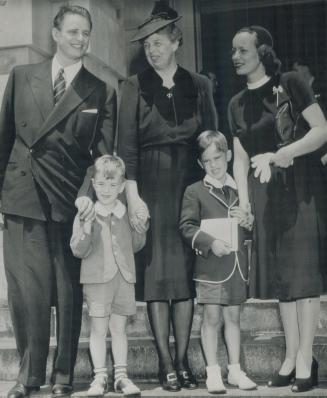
0;0;327;397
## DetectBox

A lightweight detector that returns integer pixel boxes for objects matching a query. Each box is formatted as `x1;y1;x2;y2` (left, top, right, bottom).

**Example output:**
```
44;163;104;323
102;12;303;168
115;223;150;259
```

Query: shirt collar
52;55;82;88
94;200;126;219
204;173;237;190
247;75;271;90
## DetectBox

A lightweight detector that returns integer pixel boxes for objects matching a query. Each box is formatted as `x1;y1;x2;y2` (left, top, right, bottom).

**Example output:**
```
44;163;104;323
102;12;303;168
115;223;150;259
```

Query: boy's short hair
93;155;125;181
197;130;228;158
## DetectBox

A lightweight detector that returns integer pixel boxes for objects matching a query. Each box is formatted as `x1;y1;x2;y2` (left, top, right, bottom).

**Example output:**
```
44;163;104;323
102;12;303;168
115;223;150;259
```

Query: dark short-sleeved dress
228;72;327;300
118;66;217;301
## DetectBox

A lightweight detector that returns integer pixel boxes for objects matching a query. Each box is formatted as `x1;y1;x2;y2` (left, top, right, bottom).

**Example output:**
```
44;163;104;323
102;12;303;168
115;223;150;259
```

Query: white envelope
200;217;238;251
82;109;98;114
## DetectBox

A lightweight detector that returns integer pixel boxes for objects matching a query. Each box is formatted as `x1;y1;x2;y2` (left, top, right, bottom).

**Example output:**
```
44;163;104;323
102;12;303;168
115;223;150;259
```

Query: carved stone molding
199;0;323;13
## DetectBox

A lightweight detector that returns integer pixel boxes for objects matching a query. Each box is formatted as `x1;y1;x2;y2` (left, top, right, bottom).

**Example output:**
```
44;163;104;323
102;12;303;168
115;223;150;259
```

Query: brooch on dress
272;85;283;106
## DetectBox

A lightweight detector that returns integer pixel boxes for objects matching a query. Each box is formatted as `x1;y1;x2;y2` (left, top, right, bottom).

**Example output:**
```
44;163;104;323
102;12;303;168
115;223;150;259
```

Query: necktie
53;68;66;104
221;186;230;202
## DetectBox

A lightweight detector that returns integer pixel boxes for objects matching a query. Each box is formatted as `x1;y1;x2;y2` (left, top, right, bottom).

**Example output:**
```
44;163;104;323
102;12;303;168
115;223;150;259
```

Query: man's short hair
53;5;92;31
93;155;125;182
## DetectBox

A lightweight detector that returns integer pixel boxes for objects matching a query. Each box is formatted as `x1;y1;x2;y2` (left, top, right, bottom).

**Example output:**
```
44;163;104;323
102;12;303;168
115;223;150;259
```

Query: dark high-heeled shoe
159;371;181;392
291;357;318;393
267;368;295;387
177;369;198;389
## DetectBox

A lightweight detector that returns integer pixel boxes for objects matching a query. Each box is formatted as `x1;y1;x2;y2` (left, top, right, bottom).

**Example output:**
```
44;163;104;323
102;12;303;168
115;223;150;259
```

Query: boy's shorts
196;280;246;306
84;271;136;317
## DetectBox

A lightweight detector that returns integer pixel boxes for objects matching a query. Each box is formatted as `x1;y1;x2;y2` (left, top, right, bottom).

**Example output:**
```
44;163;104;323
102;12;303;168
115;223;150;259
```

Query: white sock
206;364;220;376
228;363;241;373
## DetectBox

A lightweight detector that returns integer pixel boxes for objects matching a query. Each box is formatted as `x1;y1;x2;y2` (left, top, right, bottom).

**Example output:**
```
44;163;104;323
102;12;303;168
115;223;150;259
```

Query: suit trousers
3;215;83;387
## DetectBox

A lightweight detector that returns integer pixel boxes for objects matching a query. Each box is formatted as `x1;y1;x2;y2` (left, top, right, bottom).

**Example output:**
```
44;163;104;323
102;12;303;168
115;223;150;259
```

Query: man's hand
211;239;231;257
75;196;95;221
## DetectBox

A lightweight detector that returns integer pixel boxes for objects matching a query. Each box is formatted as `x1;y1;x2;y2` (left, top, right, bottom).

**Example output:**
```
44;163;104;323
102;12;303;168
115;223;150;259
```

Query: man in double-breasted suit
0;5;116;398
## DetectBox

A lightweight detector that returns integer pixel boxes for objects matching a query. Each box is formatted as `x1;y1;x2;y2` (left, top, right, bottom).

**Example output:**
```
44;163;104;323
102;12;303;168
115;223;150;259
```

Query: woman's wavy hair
237;26;281;76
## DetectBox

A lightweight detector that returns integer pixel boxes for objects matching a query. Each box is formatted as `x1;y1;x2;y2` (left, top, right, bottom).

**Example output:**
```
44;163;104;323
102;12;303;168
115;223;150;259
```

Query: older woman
228;25;327;393
117;1;217;392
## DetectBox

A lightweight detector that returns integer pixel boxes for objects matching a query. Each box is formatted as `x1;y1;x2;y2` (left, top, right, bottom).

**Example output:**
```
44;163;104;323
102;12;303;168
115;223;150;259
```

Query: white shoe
87;373;108;396
114;378;141;396
227;367;257;390
206;364;226;394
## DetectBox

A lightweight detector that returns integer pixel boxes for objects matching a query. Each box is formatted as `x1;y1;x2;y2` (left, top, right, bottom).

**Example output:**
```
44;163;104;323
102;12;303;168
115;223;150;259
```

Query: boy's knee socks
94;367;108;375
114;364;128;383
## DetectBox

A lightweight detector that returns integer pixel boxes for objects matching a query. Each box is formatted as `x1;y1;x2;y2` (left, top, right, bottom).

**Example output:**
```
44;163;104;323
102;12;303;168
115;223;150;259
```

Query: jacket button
21;121;27;127
20;171;26;176
29;148;33;154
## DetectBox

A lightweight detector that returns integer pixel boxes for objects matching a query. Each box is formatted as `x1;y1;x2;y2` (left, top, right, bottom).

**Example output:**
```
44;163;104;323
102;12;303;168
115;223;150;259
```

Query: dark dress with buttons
118;66;217;301
228;72;327;300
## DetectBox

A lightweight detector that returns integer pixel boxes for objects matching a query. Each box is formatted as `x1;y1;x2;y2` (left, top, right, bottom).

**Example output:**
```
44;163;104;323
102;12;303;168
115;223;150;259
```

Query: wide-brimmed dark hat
130;1;182;42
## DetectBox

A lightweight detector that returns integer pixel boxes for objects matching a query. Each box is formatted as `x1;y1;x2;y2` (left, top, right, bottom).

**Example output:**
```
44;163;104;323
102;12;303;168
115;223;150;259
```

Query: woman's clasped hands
271;145;294;168
250;152;274;183
251;146;294;183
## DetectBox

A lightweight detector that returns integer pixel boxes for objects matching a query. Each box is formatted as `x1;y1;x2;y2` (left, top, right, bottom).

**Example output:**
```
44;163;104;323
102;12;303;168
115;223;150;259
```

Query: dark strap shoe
177;369;198;389
51;384;73;397
267;369;295;387
7;383;40;398
159;372;181;392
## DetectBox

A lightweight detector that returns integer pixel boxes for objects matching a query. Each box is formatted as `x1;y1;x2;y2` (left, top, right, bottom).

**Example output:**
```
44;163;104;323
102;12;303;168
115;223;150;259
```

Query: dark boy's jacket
180;174;248;284
0;61;116;222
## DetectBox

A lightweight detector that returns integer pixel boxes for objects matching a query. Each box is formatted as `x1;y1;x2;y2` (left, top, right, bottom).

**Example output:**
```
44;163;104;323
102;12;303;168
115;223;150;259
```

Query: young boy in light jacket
71;155;147;396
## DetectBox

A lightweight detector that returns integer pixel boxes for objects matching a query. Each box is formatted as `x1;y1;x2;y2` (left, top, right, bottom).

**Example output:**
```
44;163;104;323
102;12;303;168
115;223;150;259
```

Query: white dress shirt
51;55;82;89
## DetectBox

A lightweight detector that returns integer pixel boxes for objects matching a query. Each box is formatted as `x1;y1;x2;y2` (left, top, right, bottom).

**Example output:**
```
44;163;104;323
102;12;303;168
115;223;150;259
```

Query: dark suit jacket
180;179;248;283
0;60;117;222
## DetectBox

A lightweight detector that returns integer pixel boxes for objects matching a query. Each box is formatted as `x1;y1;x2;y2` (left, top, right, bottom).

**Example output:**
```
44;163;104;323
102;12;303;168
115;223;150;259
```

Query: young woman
117;2;217;392
228;25;327;393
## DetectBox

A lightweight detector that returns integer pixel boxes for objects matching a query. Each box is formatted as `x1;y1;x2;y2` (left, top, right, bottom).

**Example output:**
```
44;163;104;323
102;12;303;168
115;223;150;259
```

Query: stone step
1;299;327;339
1;332;327;383
1;381;327;398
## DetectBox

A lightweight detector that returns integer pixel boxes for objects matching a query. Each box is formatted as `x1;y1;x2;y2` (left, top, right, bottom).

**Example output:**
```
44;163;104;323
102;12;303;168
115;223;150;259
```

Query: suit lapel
31;66;97;146
203;180;238;209
28;61;54;122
